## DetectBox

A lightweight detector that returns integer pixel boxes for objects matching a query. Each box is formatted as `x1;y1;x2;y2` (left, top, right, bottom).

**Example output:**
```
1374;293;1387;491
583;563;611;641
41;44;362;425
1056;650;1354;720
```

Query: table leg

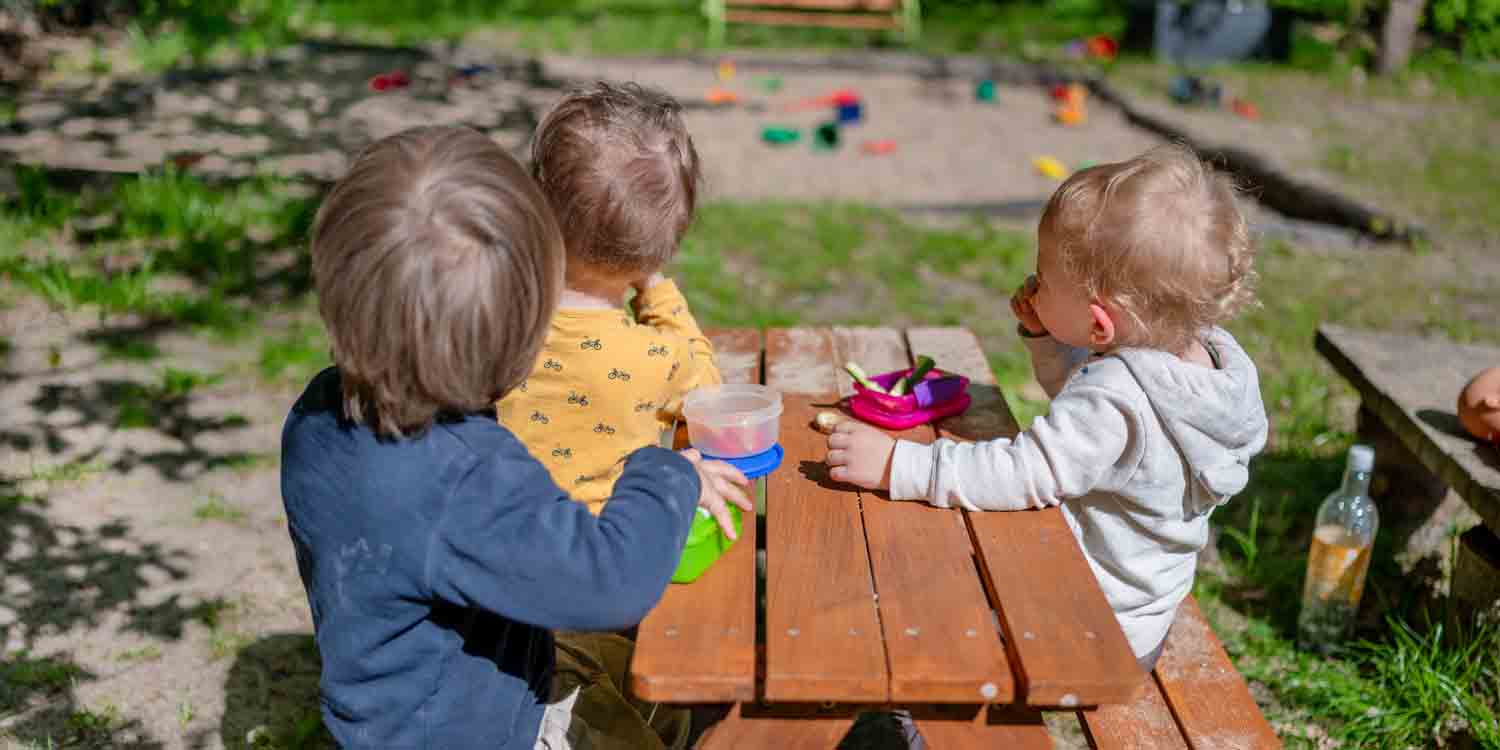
696;703;856;749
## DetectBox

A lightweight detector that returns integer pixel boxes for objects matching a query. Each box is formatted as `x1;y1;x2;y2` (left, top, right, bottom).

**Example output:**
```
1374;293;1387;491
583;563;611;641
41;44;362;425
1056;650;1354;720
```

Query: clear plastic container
682;384;783;459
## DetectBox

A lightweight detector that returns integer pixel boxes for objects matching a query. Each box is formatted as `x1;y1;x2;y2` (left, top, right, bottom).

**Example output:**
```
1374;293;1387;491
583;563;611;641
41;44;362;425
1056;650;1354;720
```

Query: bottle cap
1348;444;1375;472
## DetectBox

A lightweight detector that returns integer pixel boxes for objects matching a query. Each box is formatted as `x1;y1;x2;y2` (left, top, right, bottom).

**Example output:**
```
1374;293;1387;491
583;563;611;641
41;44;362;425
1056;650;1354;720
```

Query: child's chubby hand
679;449;753;540
825;420;895;490
1010;274;1046;336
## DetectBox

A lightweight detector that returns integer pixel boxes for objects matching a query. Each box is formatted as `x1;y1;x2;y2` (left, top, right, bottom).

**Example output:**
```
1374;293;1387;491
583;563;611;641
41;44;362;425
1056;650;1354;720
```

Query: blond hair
1040;144;1256;354
530;81;700;282
311;125;564;437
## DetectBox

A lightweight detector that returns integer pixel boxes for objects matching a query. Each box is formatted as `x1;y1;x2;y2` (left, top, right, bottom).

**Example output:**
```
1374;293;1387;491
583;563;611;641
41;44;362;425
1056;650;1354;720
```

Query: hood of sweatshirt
1114;327;1269;517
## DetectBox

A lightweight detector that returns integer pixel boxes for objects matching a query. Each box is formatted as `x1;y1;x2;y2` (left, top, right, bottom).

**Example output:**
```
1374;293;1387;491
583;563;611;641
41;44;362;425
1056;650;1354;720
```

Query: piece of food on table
814;411;847;434
845;362;885;393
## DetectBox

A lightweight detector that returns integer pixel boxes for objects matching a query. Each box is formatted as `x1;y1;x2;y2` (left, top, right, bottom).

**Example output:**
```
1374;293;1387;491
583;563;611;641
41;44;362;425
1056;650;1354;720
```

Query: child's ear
1088;303;1116;348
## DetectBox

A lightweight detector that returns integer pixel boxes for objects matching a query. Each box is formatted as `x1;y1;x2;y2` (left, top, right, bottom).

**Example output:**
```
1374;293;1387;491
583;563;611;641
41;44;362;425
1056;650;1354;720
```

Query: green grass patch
114;644;164;663
208;628;256;661
0;491;43;511
65;703;121;735
113;367;225;429
220;452;278;474
98;336;163;362
194;492;248;524
25;459;108;484
1;167;313;338
258;321;330;382
0;654;84;693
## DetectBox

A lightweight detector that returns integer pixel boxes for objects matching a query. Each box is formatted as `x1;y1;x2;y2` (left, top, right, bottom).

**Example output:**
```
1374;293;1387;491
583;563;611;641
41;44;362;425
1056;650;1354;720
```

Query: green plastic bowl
672;505;743;583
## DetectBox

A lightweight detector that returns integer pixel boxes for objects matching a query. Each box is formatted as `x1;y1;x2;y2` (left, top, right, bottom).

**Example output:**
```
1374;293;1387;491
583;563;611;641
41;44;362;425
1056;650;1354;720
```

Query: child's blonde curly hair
1040;144;1257;355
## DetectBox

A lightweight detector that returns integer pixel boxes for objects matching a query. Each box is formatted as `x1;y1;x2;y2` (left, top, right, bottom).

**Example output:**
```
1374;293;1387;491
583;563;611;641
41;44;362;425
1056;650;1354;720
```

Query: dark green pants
552;632;691;750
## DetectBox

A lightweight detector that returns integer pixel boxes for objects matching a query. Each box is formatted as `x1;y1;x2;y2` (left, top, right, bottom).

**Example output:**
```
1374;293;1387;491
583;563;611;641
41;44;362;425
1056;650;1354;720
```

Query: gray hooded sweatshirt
889;327;1268;660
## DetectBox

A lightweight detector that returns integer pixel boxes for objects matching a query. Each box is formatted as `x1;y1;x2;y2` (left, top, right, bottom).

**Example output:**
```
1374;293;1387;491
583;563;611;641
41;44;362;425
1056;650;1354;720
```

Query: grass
25;459;108;484
0;654;84;695
194;492;248;524
114;367;225;429
258;321;330;383
220;452;279;474
111;0;1123;68
0;166;315;340
114;645;164;663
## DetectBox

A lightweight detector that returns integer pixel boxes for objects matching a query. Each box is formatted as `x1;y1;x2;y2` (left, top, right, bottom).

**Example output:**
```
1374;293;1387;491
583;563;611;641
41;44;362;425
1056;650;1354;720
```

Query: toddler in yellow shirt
498;81;722;516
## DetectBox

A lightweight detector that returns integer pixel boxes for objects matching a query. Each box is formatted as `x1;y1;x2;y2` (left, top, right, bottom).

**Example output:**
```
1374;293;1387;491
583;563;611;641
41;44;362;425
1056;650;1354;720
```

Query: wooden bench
631;327;1280;748
1315;324;1500;635
704;0;921;46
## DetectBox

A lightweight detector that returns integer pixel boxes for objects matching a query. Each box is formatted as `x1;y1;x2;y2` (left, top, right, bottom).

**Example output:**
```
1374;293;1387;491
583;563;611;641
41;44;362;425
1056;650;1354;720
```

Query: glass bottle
1297;444;1379;652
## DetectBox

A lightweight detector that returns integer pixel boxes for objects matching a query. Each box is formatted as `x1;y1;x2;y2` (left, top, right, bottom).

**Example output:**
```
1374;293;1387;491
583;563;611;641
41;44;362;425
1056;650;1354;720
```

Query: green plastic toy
813;121;840;150
672;505;743;583
761;126;800;145
975;79;997;102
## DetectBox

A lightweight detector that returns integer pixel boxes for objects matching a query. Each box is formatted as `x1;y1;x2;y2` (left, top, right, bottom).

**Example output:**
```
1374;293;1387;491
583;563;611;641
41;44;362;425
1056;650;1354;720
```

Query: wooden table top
629;327;1142;712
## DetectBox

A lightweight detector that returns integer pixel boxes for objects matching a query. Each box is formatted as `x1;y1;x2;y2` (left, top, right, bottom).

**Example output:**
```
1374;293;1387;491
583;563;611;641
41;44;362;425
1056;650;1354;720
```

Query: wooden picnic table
629;327;1280;747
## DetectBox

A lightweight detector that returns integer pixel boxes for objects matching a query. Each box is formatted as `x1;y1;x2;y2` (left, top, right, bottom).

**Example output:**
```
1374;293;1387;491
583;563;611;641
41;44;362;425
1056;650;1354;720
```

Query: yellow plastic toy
1033;156;1069;180
717;59;736;83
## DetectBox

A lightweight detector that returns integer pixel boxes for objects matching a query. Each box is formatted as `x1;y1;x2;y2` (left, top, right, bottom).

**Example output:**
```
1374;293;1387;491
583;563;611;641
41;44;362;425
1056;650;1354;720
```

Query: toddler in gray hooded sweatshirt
826;144;1269;672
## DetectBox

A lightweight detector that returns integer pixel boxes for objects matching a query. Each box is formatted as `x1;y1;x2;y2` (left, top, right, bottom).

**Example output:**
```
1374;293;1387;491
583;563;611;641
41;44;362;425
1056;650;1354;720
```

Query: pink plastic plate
850;368;971;430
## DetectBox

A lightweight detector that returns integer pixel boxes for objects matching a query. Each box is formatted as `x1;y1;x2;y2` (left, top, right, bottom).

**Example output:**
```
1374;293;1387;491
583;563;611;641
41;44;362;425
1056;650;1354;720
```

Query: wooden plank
727;0;898;10
831;327;1015;704
904;327;1142;707
697;704;856;750
912;705;1053;749
1153;597;1281;750
763;328;888;702
726;8;902;29
631;330;761;703
708;328;764;387
1315;324;1500;532
1078;676;1189;750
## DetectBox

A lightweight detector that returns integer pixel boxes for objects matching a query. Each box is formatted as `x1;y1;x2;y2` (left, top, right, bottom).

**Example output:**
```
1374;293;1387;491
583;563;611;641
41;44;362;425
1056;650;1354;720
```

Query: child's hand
679;449;753;540
825;421;895;490
1011;275;1046;336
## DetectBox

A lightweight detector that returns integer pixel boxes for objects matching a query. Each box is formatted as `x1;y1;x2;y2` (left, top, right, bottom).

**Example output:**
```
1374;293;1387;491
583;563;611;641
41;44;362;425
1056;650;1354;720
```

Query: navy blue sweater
280;368;700;749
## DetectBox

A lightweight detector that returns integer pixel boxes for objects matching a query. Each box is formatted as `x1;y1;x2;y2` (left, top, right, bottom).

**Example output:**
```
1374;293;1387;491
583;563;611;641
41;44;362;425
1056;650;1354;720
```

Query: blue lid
703;444;783;479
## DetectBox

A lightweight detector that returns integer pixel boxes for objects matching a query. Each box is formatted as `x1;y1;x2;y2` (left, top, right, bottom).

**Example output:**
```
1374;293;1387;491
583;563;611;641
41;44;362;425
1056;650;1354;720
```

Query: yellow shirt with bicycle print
497;279;722;514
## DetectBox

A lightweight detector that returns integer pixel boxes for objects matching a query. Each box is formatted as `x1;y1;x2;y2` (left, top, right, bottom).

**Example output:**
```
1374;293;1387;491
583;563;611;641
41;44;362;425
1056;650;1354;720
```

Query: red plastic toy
1086;35;1118;61
370;71;410;92
850;368;971;430
785;88;861;112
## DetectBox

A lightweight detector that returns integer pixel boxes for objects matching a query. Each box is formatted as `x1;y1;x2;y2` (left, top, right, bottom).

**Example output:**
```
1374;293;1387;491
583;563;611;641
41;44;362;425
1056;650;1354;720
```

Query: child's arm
830;385;1140;512
428;445;703;631
631;274;722;411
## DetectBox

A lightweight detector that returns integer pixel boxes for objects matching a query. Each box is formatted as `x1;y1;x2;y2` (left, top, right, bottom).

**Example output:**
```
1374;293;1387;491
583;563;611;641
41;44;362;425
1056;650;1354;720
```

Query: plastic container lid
1347;444;1375;472
703;444;783;480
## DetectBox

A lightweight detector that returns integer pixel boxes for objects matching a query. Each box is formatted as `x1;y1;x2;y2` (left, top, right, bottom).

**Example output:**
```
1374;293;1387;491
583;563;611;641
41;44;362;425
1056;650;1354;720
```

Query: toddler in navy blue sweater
280;125;750;750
